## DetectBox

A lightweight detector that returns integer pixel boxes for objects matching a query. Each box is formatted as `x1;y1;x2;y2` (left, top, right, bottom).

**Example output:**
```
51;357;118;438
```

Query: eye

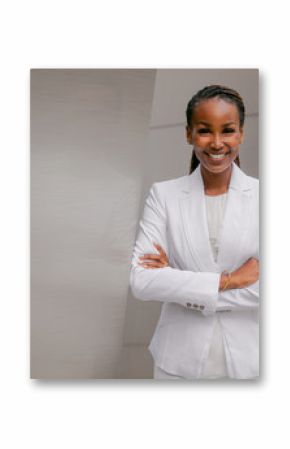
223;128;235;134
197;128;210;134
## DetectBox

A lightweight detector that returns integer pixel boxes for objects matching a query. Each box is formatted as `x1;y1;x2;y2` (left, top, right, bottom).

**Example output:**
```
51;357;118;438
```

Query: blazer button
200;305;205;310
193;304;199;308
186;302;192;308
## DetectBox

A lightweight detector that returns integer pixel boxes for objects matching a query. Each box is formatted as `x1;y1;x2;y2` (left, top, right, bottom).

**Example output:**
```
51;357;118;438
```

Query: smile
206;152;230;160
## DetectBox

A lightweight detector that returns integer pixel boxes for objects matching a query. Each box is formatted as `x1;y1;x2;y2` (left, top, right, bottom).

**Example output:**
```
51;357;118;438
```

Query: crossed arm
130;183;259;316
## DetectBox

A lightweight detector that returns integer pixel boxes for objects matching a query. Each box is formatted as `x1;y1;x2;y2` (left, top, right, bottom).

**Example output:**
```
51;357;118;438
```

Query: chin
202;161;233;174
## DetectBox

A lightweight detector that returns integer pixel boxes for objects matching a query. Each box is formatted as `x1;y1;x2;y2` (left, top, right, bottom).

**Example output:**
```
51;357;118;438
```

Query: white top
201;192;228;379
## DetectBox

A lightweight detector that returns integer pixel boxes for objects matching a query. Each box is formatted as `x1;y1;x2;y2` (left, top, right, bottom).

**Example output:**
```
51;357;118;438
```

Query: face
186;98;244;174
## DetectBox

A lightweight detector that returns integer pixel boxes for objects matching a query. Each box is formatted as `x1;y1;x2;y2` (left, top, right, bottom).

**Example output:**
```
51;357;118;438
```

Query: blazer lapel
178;162;253;272
179;164;216;272
217;163;252;271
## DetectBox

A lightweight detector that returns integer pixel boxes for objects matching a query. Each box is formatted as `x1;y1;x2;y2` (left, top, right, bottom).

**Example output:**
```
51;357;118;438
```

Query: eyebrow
196;121;236;126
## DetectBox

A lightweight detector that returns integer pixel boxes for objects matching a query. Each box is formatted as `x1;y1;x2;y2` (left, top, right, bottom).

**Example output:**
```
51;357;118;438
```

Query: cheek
193;136;208;147
224;134;242;146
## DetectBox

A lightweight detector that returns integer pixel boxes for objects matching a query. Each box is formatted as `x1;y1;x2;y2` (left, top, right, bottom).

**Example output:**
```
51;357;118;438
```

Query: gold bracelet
221;270;231;291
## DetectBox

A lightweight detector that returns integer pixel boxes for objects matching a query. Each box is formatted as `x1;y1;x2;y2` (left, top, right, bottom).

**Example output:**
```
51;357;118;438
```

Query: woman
130;85;259;380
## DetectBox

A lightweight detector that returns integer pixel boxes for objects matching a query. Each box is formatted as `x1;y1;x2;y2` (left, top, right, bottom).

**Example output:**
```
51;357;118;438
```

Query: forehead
192;98;240;124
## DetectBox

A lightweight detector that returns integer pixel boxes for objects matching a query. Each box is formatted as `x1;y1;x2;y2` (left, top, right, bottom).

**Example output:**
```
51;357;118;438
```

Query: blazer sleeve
216;280;259;312
130;183;221;315
215;180;259;312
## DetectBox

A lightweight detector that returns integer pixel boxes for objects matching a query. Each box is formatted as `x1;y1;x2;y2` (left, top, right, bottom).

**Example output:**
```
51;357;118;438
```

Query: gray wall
31;69;156;378
31;68;258;379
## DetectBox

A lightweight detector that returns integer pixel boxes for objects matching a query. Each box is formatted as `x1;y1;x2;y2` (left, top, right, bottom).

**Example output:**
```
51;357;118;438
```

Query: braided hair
186;85;245;174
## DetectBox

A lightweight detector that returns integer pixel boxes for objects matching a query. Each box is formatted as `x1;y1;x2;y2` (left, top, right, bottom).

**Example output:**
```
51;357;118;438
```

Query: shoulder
145;174;188;212
246;173;259;195
241;172;259;211
150;174;188;197
247;174;259;186
235;163;259;194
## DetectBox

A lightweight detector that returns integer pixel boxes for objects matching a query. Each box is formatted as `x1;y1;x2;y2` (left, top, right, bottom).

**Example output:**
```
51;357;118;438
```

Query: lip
206;151;230;157
205;151;230;162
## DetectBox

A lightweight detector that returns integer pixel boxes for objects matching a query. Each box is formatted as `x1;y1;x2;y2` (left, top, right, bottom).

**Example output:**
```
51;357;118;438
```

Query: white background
0;0;288;448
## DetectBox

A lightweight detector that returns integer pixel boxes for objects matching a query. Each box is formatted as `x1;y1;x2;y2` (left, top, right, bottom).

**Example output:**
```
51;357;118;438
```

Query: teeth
208;153;226;159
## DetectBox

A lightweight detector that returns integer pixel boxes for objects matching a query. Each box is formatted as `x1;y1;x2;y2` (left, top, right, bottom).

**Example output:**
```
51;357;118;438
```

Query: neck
201;164;232;195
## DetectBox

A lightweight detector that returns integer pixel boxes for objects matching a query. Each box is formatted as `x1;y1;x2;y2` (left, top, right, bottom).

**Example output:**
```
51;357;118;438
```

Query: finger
138;261;167;268
152;248;169;264
149;249;169;265
140;257;168;266
153;242;166;255
139;254;163;261
139;260;162;266
138;263;159;268
138;260;159;266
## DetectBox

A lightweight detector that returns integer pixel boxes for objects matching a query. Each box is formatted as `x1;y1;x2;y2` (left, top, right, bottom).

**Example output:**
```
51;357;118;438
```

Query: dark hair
186;85;245;174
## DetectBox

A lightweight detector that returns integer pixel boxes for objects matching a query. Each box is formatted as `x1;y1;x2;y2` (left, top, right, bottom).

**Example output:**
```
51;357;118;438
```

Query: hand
229;257;259;289
138;242;169;269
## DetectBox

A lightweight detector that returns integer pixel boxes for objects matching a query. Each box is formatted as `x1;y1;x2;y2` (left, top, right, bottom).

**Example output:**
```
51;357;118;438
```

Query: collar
183;161;252;195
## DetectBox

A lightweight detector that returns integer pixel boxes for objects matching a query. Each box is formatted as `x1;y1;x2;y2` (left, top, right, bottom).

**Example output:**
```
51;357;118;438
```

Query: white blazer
130;162;259;379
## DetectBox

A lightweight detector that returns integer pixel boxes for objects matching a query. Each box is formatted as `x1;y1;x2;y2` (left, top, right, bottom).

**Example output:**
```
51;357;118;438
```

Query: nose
210;133;224;150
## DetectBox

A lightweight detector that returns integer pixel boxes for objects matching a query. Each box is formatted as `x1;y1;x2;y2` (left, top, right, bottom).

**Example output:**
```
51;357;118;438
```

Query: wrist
229;271;240;289
219;272;231;291
219;271;238;291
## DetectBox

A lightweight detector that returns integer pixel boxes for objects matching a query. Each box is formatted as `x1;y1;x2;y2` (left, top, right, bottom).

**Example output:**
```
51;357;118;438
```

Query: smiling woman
189;99;242;169
130;84;259;380
186;85;244;194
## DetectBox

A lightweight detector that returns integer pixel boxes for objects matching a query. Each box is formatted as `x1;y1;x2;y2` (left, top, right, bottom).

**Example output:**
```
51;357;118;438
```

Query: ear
239;127;244;144
186;126;193;145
